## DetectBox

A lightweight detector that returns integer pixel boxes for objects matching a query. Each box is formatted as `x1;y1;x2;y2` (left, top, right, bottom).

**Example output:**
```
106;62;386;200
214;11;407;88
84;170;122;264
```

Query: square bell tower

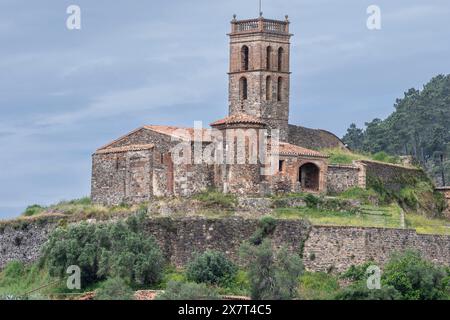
228;14;292;141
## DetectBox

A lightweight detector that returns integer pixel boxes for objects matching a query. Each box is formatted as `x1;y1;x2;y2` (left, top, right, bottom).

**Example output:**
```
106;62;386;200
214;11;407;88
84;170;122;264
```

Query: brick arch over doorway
299;163;320;191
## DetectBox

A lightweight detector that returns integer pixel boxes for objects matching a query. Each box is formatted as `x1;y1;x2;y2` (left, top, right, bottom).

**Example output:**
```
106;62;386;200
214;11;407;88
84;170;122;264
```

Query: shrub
41;213;165;287
156;281;219;300
22;205;45;217
398;187;418;208
240;239;303;300
336;281;402;300
338;250;449;300
95;277;134;300
249;216;278;245
340;261;377;282
304;194;320;208
218;270;250;296
383;250;448;300
186;250;237;286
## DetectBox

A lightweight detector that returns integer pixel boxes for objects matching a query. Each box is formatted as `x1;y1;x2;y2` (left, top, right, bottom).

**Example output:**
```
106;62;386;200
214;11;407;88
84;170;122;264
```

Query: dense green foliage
383;250;448;300
338;250;450;300
298;272;340;300
22;205;45;217
95;277;134;300
186;250;237;286
336;281;402;300
249;216;278;245
367;174;446;216
40;213;165;288
343;74;450;185
156;281;219;300
240;240;303;300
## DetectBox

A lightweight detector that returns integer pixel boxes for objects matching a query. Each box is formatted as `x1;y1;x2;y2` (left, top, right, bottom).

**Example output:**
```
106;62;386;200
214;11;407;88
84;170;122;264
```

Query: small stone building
91;15;349;205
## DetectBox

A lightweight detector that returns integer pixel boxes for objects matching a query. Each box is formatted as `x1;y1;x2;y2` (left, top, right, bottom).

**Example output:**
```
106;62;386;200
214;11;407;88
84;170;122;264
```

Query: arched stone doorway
298;163;320;191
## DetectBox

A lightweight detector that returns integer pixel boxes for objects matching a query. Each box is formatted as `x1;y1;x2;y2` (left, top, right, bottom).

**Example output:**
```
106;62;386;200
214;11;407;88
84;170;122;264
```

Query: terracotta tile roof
210;113;266;127
273;142;328;158
95;144;154;154
144;125;212;142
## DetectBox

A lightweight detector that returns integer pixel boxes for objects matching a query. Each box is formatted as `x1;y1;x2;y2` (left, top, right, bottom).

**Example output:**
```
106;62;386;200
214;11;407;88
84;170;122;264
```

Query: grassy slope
322;147;403;165
275;204;403;229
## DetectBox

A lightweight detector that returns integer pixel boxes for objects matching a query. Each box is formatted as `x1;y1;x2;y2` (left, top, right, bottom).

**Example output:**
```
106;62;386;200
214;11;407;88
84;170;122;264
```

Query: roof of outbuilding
210;113;267;127
275;141;328;158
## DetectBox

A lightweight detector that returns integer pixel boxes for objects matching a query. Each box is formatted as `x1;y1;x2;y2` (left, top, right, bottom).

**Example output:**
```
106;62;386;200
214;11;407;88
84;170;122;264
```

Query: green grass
274;204;403;228
298;272;340;300
322;148;401;165
16;197;145;220
0;261;60;299
192;190;237;209
405;214;450;235
337;187;379;204
322;148;371;165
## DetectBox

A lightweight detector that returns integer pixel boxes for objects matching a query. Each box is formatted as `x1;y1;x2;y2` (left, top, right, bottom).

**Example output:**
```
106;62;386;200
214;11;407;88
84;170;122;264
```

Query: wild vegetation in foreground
0;214;449;300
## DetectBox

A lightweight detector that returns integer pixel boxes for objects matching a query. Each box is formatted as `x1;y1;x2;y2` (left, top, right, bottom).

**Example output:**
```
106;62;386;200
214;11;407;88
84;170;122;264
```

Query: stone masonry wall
2;216;450;273
304;225;450;273
360;160;428;191
0;219;58;268
288;124;345;150
327;165;361;194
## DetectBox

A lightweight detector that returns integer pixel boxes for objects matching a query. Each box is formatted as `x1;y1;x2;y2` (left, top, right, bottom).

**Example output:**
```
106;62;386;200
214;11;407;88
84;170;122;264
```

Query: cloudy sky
1;0;450;219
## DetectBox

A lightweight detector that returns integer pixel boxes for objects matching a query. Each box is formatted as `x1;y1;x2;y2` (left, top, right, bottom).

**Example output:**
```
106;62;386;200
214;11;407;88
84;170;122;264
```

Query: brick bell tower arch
228;14;292;141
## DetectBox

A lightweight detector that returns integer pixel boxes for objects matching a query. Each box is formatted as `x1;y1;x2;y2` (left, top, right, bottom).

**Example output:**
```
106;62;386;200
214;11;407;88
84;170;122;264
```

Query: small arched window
278;47;284;71
266;46;272;70
240;77;248;100
241;45;249;71
277;77;283;101
266;76;272;101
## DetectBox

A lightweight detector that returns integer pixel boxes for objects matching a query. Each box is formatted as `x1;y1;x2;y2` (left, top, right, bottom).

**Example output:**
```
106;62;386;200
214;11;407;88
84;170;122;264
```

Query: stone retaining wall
1;216;450;273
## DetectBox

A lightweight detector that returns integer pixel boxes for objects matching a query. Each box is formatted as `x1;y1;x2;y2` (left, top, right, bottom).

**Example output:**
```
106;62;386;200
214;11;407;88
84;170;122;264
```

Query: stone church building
91;15;357;205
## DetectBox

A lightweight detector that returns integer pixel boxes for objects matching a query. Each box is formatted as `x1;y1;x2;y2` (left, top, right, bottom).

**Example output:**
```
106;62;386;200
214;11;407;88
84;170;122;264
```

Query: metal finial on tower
259;0;263;17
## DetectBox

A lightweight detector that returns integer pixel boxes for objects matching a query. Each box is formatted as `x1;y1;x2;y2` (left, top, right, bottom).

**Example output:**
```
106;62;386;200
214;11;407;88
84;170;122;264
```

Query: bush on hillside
240;239;303;300
95;277;134;300
249;216;278;245
383;250;448;300
186;250;237;286
40;213;165;287
337;250;449;300
22;205;45;217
